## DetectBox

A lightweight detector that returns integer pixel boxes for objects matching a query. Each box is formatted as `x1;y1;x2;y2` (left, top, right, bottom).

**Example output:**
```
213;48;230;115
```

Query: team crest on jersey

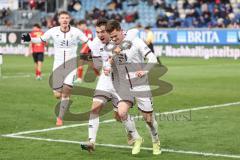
60;40;66;46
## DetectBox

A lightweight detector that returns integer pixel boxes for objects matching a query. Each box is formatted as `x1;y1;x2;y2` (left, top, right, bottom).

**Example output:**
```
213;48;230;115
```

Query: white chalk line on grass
2;134;240;159
2;101;240;159
2;74;48;79
2;75;31;79
3;101;240;137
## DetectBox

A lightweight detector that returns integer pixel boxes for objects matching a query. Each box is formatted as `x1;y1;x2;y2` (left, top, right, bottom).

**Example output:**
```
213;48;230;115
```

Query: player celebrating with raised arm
21;11;91;126
105;20;161;155
74;20;100;84
81;18;141;152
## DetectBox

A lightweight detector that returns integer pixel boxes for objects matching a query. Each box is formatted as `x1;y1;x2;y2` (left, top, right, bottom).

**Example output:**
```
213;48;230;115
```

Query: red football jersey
80;29;93;54
30;29;45;53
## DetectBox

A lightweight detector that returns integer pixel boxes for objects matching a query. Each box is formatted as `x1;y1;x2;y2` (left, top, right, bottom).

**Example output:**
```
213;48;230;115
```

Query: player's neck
60;25;70;33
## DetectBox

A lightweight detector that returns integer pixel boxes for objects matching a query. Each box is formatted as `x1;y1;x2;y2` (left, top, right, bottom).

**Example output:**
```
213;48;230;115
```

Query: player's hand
135;70;146;78
108;57;114;64
21;33;31;42
103;67;111;76
113;46;121;55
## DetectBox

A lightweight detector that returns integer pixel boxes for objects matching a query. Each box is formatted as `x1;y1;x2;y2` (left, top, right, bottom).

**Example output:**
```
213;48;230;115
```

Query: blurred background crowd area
1;0;240;30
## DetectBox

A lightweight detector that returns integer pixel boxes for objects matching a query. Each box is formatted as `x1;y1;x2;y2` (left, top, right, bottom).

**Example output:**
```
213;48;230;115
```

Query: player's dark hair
96;18;108;27
58;10;71;17
145;26;151;30
33;23;41;29
78;20;86;25
106;20;121;33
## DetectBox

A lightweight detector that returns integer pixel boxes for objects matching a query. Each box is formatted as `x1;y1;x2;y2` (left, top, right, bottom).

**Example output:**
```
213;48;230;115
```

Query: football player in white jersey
105;20;161;155
81;19;141;152
21;11;90;126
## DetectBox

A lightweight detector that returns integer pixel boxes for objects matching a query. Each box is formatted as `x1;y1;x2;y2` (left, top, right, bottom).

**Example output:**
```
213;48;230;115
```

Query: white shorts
115;85;153;112
93;72;119;108
135;97;153;113
51;60;77;91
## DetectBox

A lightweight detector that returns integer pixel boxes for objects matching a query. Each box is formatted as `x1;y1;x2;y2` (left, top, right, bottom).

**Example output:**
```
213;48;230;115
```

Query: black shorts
148;43;154;53
80;53;92;61
32;52;44;63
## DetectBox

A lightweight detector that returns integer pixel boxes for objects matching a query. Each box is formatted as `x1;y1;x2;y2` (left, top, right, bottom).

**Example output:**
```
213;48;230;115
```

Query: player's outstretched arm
21;33;31;42
21;32;45;43
21;33;46;43
22;28;52;43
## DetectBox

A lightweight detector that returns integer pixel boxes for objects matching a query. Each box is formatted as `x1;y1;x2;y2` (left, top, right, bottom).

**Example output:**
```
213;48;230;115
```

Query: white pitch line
3;101;240;137
155;101;240;116
2;75;31;79
1;74;47;79
2;135;240;159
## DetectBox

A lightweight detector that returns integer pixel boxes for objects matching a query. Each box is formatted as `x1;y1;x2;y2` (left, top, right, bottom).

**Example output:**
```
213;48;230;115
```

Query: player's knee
61;94;69;99
118;111;128;121
114;112;122;122
91;99;104;114
143;114;153;125
54;92;62;99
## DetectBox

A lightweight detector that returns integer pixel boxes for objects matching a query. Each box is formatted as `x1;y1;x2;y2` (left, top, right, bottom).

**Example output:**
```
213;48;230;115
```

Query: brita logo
177;31;220;43
227;31;240;43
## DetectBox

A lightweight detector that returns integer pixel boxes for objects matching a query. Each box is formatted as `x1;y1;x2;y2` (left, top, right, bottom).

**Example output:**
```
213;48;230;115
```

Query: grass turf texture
0;55;239;160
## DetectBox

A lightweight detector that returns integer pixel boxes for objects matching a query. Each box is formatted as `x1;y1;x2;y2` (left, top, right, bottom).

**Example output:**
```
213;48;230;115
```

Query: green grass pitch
0;55;240;160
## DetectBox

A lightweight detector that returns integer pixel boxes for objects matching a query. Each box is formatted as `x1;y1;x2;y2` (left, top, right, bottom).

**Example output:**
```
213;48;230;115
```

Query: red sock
78;66;83;79
38;70;41;77
35;69;39;77
93;68;100;76
35;70;41;77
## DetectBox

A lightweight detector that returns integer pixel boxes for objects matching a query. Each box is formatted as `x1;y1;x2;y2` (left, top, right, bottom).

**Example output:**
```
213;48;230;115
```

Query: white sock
58;97;69;119
122;114;140;140
88;113;99;143
146;113;159;143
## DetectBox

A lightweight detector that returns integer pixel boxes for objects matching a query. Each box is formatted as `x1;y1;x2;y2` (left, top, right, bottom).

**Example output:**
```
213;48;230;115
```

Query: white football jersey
90;37;109;61
90;37;113;91
90;29;140;92
40;26;88;67
124;37;152;63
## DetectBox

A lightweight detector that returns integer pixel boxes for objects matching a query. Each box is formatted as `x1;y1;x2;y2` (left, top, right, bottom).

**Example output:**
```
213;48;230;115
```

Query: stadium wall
0;29;239;58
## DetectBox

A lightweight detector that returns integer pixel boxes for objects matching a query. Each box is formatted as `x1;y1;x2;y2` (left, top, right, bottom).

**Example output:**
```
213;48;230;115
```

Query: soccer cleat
81;142;95;153
132;137;143;155
127;132;134;145
152;141;161;155
56;117;63;126
36;76;42;80
73;78;82;85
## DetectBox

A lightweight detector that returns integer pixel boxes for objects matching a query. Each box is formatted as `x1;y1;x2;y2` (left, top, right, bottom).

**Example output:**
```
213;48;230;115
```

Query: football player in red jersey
74;20;100;84
29;24;46;80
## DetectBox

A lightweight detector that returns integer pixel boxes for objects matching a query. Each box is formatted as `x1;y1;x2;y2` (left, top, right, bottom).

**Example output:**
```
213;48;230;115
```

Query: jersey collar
60;25;71;33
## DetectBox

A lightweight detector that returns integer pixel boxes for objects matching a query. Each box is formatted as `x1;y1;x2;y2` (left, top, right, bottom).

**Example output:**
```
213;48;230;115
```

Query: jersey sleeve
40;28;53;42
77;29;89;43
90;38;101;57
136;37;157;63
136;37;152;57
125;28;139;40
31;28;52;43
125;37;151;60
88;30;93;40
